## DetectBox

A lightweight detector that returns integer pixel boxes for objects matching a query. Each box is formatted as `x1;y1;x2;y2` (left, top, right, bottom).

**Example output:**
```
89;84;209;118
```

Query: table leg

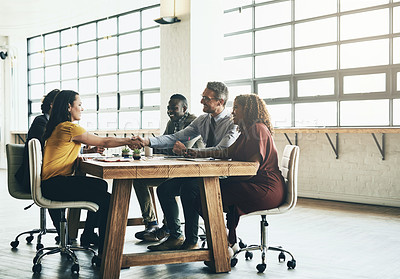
100;179;132;279
199;177;230;273
67;208;81;239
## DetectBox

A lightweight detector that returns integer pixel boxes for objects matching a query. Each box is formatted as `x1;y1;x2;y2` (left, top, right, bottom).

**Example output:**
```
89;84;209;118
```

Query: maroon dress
220;122;285;244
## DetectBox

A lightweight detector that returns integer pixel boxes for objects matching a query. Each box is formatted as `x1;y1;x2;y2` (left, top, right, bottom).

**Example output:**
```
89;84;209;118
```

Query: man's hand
83;145;105;154
186;149;198;158
129;136;145;150
172;141;187;156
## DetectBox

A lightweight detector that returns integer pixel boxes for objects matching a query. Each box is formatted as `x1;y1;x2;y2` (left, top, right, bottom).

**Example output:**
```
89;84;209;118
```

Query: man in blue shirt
135;81;239;250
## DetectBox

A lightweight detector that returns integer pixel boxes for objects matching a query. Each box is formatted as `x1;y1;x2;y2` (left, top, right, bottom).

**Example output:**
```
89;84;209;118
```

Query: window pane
61;28;77;46
61;45;77;63
255;26;291;53
142;28;160;49
61;63;77;80
79;23;96;42
295;102;337;126
340;39;388;69
45;49;60;66
98;56;117;74
258;81;290;99
99;95;117;110
341;0;388;12
29;53;44;68
79;77;97;95
79;59;96;77
98;37;117;56
256;52;291;77
98;18;117;38
45;82;60;93
340;99;389;126
31;102;41;114
79;41;96;60
298;77;334;97
98;75;117;93
98;112;118;130
142;7;160;29
29;68;44;84
142;48;160;69
81;96;97;110
224;57;252;80
295;0;337;20
45;33;59;50
142;110;160;128
142;69;160;88
119;52;140;72
224;0;252;10
394;37;400;64
45;66;60;82
223;8;252;34
394;99;400;125
295;45;337;74
255;1;291;27
395;6;400;33
119;72;141;91
61;80;78;91
343;73;386;94
119;13;140;33
120;94;140;108
29;36;43;53
295;17;337;47
80;112;97;130
226;85;252;107
30;84;45;100
119;111;140;129
119;32;140;52
268;104;291;127
224;33;252;57
340;9;389;41
143;93;160;106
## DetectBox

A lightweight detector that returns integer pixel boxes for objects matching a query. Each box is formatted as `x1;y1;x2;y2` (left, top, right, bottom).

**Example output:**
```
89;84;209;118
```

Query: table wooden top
80;157;259;179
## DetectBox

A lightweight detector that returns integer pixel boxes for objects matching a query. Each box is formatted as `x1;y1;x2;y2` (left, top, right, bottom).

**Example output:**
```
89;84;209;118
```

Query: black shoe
135;224;159;240
80;232;99;247
143;225;170;242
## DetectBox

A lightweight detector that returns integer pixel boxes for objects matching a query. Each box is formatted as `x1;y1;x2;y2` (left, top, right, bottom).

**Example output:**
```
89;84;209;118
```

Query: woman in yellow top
41;90;136;257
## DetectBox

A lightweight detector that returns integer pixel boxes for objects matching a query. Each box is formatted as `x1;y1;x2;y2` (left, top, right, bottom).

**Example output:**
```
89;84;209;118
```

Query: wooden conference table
79;156;258;279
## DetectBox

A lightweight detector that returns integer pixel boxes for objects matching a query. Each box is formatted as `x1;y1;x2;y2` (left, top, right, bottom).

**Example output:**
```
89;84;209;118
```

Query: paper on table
94;157;131;162
176;157;221;162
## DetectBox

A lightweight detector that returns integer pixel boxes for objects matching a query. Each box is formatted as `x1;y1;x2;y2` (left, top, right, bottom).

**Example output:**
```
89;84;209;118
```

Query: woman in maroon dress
189;94;285;247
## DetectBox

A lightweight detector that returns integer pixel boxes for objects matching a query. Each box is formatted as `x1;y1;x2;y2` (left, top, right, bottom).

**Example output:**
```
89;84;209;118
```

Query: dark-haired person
40;90;137;256
188;94;285;255
15;89;63;235
134;81;239;251
133;93;202;242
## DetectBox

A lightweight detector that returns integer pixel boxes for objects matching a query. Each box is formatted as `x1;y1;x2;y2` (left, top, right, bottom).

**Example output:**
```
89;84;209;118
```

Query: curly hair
234;94;274;134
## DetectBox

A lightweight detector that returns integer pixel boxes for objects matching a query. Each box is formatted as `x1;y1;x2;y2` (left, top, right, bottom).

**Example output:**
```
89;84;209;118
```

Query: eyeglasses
201;95;219;102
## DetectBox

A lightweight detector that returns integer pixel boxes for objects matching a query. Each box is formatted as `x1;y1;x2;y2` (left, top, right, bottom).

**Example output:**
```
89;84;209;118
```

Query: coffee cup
144;146;153;157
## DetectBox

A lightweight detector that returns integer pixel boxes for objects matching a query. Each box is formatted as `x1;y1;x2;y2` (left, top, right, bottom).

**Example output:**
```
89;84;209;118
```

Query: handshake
128;136;147;150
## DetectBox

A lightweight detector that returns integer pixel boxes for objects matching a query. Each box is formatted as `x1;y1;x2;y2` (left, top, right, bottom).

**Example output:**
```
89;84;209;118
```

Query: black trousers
41;176;110;254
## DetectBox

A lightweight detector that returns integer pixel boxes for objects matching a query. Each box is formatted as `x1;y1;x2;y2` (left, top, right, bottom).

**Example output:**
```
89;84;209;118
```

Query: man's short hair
170;93;188;108
206;81;229;106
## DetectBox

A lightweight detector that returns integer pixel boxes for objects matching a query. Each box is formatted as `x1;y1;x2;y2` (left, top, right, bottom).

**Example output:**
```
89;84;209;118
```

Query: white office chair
29;138;99;274
230;145;300;273
6;143;58;250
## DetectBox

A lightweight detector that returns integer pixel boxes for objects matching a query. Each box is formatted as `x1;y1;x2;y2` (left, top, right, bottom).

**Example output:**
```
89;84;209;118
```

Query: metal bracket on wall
283;133;298;146
325;133;339;159
371;133;385;160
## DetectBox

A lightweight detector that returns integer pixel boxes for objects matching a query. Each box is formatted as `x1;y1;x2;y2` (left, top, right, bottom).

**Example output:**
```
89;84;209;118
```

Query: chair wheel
26;235;34;243
278;251;286;262
92;255;101;267
55;235;60;243
36;243;44;250
238;239;247;249
10;240;19;248
32;263;42;273
71;263;80;273
245;251;253;260
230;257;238;267
256;263;266;273
287;259;296;269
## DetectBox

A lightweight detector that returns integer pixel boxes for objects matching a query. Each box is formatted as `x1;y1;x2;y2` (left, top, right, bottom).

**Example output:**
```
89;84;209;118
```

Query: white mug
144;146;153;157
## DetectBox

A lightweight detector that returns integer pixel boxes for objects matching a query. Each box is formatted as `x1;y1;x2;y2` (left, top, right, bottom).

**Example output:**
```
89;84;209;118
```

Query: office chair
230;145;300;273
6;143;58;250
28;139;98;274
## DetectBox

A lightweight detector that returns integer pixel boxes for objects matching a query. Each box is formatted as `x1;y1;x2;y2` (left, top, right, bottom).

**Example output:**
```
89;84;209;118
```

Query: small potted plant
132;148;141;160
121;146;130;158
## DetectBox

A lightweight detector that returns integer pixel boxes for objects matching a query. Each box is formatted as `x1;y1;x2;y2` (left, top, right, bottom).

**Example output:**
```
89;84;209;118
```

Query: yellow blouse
41;122;86;181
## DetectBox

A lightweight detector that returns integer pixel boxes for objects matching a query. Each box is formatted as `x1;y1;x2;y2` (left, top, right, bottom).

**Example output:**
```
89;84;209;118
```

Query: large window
27;4;160;130
223;0;400;127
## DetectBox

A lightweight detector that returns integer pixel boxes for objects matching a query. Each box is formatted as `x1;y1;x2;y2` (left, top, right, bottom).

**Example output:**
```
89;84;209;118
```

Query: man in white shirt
135;81;239;250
